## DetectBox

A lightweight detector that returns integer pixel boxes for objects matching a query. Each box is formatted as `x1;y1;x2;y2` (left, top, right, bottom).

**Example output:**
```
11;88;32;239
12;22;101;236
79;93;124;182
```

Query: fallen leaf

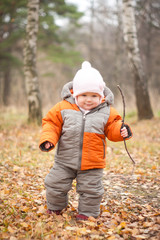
13;166;21;172
8;226;16;233
143;222;153;228
37;205;46;214
9;237;17;240
88;216;97;222
107;236;116;240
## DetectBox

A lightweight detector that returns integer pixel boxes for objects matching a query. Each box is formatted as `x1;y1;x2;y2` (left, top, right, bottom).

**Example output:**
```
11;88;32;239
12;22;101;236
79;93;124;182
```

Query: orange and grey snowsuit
39;82;132;217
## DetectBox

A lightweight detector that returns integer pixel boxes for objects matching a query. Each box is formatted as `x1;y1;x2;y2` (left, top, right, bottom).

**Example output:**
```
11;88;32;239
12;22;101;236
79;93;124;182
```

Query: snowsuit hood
61;81;114;106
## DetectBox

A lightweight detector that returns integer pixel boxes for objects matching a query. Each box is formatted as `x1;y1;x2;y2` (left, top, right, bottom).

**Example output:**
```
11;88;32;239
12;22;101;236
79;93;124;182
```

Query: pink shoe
47;209;61;215
76;214;88;220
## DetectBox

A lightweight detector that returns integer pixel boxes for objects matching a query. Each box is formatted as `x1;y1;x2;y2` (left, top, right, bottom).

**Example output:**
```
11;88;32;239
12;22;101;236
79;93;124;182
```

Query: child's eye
82;94;86;97
92;95;98;97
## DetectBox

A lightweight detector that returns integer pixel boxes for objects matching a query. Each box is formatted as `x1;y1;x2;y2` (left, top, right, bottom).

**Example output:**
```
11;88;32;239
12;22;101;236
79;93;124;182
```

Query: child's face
77;92;101;110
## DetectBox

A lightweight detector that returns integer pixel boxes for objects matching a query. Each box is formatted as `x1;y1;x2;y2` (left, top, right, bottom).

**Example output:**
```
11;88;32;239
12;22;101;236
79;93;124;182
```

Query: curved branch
117;85;136;165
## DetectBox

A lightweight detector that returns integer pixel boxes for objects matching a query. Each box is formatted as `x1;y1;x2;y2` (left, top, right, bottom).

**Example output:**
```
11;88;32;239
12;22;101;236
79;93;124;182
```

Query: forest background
0;0;160;118
0;1;160;239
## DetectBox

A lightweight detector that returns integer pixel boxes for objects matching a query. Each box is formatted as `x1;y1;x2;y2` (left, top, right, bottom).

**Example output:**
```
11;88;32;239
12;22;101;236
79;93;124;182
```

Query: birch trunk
24;0;42;124
122;0;153;120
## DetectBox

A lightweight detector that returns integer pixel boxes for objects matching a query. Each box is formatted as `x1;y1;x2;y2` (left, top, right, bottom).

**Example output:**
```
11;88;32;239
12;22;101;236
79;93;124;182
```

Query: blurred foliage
136;0;160;30
0;0;27;71
46;44;83;66
0;0;83;73
38;0;83;65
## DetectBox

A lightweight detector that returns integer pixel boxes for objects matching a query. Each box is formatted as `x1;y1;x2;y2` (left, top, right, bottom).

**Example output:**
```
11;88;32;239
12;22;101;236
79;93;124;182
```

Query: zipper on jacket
78;113;86;169
102;139;106;159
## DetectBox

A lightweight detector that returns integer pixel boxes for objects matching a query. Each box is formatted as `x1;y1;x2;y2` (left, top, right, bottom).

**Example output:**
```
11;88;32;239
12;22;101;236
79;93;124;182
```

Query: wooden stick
117;85;136;165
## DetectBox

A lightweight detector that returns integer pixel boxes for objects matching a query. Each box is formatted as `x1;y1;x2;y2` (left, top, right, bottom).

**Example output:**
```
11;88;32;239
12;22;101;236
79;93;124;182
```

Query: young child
39;61;132;220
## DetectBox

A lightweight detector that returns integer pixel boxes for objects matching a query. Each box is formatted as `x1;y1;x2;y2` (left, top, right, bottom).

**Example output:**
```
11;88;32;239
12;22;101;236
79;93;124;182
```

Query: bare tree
24;0;42;124
122;0;153;119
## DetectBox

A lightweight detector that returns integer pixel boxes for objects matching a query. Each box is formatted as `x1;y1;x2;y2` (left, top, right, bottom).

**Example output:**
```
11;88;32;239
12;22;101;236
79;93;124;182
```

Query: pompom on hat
73;61;105;98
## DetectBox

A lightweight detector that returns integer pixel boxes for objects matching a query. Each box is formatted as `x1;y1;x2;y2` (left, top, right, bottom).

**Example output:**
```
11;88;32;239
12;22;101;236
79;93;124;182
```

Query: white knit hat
73;61;105;98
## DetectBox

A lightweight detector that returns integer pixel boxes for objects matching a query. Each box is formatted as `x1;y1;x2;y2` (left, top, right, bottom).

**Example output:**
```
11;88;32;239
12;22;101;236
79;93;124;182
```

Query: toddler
39;61;132;220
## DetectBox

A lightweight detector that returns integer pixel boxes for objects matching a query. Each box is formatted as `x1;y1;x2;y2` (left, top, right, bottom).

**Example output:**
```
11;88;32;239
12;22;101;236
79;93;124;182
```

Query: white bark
122;0;153;119
24;0;42;124
122;0;145;86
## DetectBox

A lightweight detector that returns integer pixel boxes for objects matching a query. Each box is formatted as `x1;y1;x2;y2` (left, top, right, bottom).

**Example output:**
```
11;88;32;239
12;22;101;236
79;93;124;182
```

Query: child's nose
86;96;92;101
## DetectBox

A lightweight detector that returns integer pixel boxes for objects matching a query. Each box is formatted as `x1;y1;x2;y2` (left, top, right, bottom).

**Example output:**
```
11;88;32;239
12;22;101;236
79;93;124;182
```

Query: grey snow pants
44;163;104;218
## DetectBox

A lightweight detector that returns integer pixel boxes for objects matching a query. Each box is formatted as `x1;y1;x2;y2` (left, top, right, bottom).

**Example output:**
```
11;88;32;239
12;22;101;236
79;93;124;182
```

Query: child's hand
45;141;53;149
120;127;128;138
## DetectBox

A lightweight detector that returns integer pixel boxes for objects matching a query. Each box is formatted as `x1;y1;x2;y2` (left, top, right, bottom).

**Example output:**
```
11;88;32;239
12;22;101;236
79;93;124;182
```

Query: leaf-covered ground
0;109;160;240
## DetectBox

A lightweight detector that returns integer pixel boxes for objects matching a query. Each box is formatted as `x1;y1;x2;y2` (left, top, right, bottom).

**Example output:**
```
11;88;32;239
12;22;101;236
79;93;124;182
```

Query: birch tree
122;0;153;120
24;0;42;124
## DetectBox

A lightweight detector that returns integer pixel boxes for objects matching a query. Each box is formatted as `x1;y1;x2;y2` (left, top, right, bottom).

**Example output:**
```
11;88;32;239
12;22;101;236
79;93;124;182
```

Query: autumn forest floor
0;109;160;240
